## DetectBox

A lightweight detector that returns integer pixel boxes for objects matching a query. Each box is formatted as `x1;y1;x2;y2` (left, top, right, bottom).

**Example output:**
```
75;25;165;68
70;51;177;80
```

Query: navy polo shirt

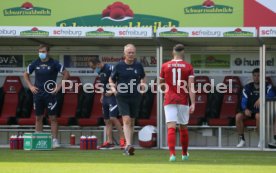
26;58;65;92
111;60;145;96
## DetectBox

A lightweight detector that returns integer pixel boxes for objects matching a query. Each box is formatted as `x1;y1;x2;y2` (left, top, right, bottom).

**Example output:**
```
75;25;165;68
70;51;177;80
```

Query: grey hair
124;44;136;52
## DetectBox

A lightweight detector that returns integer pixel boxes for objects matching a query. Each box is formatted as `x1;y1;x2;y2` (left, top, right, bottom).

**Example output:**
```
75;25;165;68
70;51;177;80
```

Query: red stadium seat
137;93;157;126
17;109;35;125
55;76;82;126
189;93;207;125
78;77;102;126
223;76;242;94
0;76;24;125
208;94;239;126
137;79;157;126
17;89;35;125
194;76;211;93
206;76;241;126
243;119;256;126
188;76;210;125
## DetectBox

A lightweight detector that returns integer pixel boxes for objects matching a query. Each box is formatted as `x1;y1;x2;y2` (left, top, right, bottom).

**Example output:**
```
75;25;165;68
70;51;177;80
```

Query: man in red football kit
160;44;195;162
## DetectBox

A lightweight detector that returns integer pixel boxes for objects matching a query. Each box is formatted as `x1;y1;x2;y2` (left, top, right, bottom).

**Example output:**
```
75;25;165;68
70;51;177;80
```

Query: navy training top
110;60;145;96
26;58;65;94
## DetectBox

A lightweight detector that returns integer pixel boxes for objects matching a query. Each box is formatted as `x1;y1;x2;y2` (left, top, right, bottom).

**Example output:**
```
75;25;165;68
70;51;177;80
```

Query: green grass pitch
0;149;276;173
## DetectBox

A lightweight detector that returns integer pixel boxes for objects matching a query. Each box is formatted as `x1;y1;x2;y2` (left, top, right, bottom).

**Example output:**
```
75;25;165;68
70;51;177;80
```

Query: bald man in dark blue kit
109;44;146;156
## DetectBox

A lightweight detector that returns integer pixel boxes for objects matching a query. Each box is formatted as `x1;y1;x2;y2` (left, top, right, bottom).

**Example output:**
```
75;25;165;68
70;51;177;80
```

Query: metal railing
265;98;276;147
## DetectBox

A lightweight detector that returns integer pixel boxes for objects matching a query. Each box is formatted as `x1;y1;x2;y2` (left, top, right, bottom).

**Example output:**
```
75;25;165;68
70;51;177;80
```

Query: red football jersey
160;60;194;105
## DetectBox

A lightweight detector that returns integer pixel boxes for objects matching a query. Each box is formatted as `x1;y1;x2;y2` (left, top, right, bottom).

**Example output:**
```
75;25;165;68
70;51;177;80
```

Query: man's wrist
29;84;35;88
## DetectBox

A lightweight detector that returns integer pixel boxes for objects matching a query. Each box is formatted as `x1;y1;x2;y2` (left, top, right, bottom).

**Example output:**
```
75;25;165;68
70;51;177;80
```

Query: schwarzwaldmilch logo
3;2;51;16
159;28;189;37
223;28;254;37
86;28;115;37
20;27;49;36
56;1;179;33
184;0;233;14
102;2;134;21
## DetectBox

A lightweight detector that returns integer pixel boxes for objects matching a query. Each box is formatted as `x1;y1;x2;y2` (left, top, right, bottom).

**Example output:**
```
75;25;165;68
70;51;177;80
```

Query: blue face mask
95;67;101;74
39;53;47;60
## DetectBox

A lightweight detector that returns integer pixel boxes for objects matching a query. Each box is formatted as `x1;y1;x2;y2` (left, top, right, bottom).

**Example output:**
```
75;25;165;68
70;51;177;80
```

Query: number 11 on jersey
172;68;181;86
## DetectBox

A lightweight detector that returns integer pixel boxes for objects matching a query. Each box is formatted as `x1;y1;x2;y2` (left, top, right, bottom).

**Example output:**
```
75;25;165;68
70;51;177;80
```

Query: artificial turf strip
0;149;276;173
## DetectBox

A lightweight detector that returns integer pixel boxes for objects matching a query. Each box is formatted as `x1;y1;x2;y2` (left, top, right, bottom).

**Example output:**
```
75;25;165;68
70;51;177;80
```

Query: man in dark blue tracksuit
109;44;146;156
88;57;125;149
23;44;69;148
236;68;275;148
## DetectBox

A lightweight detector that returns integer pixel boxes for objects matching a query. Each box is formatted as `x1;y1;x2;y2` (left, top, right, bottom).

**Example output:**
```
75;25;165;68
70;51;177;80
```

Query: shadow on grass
1;149;276;165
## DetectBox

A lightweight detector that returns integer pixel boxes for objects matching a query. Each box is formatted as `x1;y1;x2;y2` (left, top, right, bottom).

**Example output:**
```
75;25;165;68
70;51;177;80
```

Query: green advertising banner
0;0;243;32
183;0;243;27
24;55;59;67
191;54;231;68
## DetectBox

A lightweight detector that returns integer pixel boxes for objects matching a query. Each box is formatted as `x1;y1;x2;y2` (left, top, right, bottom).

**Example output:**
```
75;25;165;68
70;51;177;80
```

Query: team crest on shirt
40;64;48;69
134;69;137;74
47;66;51;70
126;67;134;70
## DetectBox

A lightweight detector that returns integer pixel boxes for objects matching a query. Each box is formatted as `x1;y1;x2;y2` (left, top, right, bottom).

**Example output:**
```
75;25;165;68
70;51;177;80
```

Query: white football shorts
164;104;189;125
